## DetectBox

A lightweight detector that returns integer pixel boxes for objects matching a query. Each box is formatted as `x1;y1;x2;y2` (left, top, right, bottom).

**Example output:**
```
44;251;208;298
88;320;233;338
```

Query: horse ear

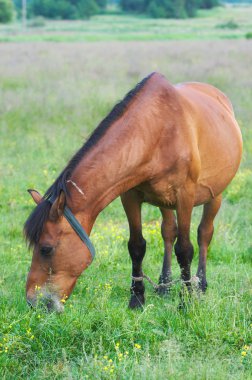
28;189;43;205
49;191;66;221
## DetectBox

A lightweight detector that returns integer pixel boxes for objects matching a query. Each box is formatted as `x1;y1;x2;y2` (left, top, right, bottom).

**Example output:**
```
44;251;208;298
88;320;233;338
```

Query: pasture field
0;39;252;379
0;6;252;42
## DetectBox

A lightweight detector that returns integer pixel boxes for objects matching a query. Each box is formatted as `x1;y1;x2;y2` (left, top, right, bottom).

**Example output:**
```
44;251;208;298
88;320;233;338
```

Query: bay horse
24;72;242;311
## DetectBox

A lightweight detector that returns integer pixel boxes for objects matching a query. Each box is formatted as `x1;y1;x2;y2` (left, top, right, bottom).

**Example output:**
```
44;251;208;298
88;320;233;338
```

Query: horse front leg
121;190;146;309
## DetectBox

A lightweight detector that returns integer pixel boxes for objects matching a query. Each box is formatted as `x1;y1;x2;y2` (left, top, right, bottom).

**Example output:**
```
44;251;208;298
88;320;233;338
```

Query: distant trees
96;0;107;9
200;0;219;9
147;0;185;19
0;0;14;23
120;0;148;13
12;0;219;21
120;0;219;18
14;0;107;20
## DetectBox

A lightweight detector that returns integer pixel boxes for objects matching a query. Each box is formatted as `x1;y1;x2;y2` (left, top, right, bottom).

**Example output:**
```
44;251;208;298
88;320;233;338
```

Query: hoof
156;274;172;297
198;280;208;293
128;293;145;309
194;275;207;293
156;283;171;297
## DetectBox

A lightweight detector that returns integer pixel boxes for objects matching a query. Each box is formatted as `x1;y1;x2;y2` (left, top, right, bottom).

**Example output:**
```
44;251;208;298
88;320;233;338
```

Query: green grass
1;6;252;42
0;39;252;379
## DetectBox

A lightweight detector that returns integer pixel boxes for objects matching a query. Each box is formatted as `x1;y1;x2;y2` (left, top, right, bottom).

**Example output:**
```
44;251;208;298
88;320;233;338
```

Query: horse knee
128;238;146;262
175;240;194;267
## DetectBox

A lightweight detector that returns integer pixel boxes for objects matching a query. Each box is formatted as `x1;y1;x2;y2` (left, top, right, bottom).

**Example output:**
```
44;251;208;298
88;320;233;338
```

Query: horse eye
40;246;54;257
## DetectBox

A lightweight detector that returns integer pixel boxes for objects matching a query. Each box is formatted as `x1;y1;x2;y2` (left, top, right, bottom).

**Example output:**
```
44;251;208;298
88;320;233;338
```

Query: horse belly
195;116;242;204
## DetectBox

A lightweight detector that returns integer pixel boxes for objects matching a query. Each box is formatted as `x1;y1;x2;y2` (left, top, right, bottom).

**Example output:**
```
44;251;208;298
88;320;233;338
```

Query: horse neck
67;115;154;225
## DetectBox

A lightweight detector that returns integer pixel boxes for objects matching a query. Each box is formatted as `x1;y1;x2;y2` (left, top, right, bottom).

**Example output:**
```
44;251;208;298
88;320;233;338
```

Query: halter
48;198;96;261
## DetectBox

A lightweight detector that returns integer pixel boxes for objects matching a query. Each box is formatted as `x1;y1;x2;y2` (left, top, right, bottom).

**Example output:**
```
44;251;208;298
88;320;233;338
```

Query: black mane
24;73;155;248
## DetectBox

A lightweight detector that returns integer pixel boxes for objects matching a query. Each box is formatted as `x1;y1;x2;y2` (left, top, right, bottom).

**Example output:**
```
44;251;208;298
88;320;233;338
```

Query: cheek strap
48;198;96;261
63;206;96;261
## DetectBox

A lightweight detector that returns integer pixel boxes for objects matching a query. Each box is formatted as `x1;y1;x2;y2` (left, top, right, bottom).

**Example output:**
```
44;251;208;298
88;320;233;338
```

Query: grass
1;6;252;42
0;38;252;378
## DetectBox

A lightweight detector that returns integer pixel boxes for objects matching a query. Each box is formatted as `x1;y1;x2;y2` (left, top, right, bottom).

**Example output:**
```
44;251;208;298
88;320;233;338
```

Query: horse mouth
27;291;65;313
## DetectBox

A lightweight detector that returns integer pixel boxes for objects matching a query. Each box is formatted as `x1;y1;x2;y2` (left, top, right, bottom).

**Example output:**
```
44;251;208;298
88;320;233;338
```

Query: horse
24;72;242;312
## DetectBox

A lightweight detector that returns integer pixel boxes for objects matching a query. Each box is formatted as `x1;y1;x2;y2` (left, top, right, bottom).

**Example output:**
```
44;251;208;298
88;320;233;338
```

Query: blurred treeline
14;0;107;19
121;0;219;18
0;0;220;23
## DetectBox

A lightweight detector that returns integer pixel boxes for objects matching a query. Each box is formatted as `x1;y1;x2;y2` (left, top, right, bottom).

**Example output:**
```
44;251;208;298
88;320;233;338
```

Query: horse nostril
45;298;54;312
26;297;35;308
43;294;65;313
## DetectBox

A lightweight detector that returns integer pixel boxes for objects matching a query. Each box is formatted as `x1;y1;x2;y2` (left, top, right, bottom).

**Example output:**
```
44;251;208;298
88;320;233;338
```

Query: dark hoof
195;276;208;293
156;283;171;297
128;293;145;309
198;280;208;293
156;274;172;297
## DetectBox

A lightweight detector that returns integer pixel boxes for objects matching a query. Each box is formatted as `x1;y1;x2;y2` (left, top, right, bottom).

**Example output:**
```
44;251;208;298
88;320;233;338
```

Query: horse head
25;189;93;312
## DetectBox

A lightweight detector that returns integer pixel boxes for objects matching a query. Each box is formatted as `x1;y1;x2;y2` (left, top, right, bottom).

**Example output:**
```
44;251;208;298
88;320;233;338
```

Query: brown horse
24;72;242;311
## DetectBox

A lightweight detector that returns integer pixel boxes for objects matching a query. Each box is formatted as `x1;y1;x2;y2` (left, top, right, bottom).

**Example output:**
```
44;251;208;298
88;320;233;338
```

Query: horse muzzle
27;290;65;313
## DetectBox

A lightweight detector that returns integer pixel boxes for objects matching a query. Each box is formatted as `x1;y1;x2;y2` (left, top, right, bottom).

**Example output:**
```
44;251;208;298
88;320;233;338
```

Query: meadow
0;6;252;42
0;10;252;380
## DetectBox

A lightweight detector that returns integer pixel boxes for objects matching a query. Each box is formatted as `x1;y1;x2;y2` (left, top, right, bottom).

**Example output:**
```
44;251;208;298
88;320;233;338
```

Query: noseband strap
48;198;95;261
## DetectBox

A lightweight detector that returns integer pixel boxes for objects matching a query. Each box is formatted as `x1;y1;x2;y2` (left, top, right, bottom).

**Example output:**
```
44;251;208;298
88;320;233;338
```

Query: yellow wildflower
241;351;247;357
134;343;141;349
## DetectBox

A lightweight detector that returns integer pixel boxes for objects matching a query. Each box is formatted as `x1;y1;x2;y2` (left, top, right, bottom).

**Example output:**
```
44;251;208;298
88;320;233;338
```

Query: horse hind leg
157;208;177;296
174;185;195;287
121;190;146;309
197;194;222;292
